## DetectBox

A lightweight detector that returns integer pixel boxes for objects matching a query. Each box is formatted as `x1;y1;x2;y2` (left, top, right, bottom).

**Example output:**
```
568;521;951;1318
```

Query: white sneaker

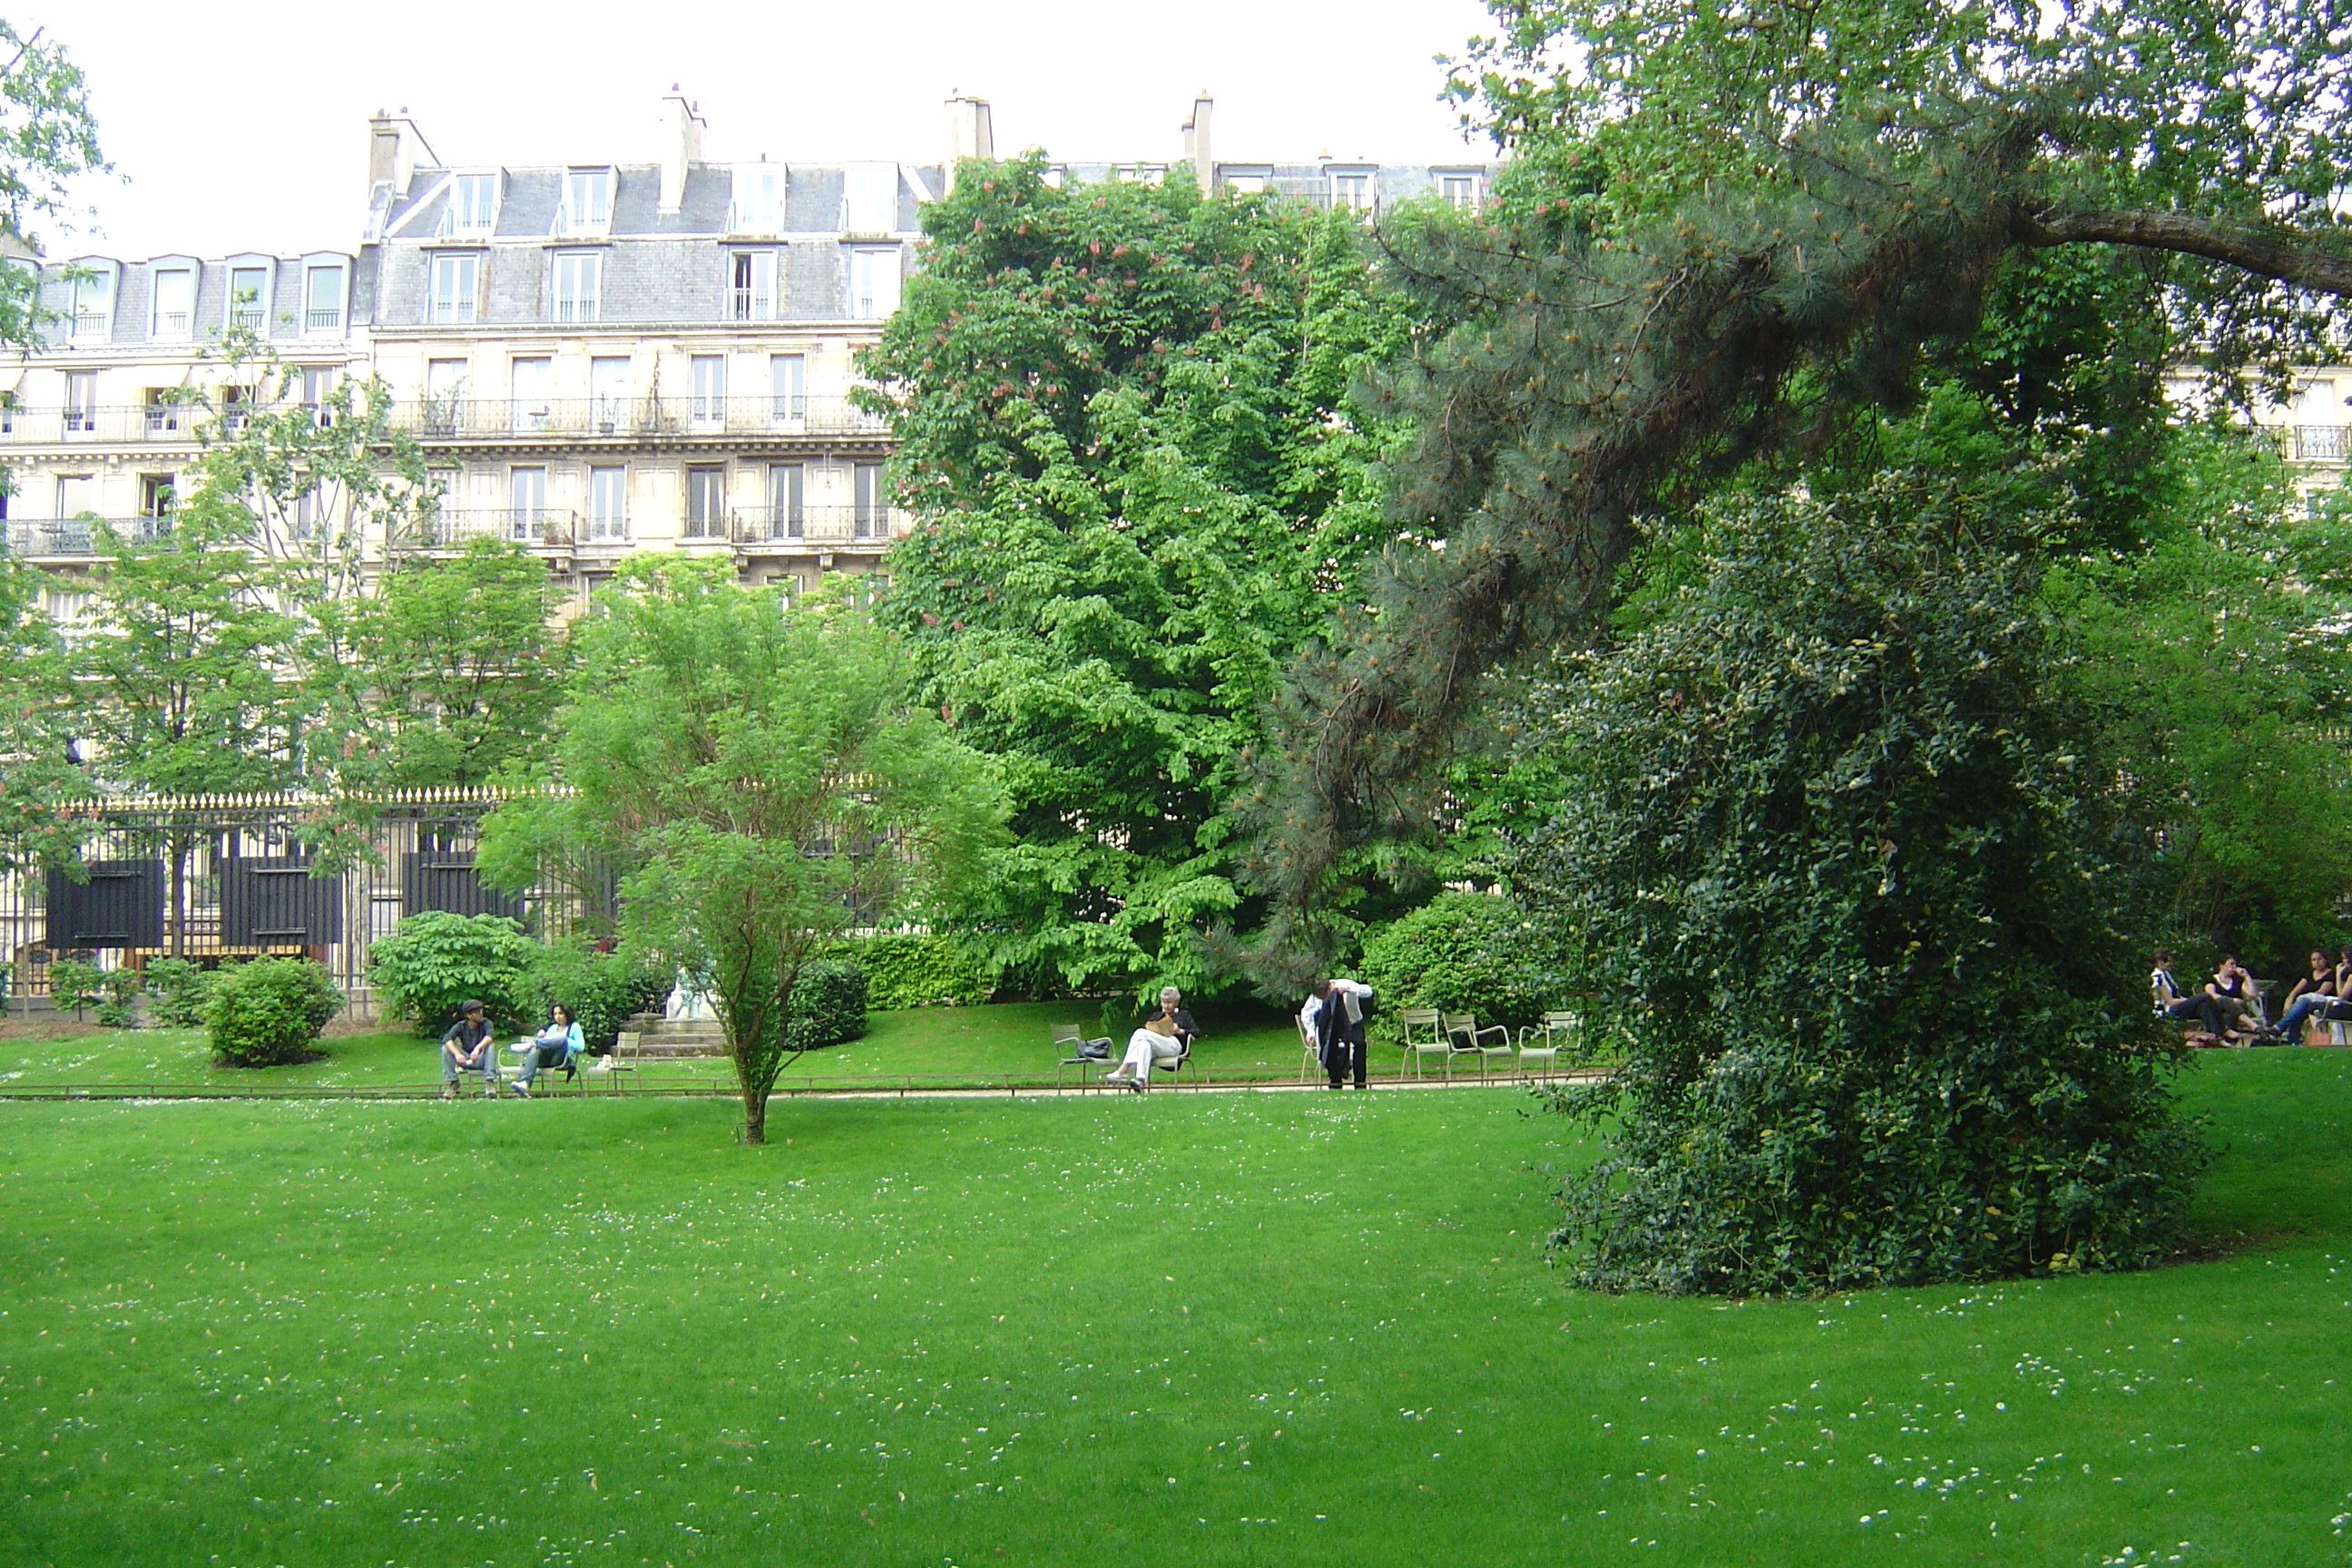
508;1042;532;1054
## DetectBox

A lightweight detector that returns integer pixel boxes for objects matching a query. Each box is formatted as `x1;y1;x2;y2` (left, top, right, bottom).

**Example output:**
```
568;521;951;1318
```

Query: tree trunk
743;1085;767;1144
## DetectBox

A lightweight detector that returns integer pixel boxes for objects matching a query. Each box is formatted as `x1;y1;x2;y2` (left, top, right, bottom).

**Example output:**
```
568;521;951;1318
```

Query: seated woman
2203;956;2269;1043
509;1002;585;1096
1102;1013;1183;1093
2151;951;2223;1039
2274;950;2338;1043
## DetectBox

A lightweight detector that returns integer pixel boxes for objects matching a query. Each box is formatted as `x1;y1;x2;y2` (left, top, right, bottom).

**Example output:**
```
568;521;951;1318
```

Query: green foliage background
203;957;343;1068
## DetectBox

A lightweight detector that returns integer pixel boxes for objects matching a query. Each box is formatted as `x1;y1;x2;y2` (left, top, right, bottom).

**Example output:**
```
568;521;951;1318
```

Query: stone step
613;1027;727;1061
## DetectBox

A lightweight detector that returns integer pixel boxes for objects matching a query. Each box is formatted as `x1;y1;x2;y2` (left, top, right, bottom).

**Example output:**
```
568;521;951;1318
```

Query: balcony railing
2293;425;2349;462
728;504;903;544
390;395;893;441
6;517;172;556
397;509;580;549
305;308;344;331
71;309;111;337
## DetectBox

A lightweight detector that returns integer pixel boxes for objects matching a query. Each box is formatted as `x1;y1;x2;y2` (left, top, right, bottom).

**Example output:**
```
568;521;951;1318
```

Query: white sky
33;0;1501;262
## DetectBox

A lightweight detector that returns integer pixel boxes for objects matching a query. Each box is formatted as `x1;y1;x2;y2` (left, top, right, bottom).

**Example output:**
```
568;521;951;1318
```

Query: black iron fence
3;788;599;1018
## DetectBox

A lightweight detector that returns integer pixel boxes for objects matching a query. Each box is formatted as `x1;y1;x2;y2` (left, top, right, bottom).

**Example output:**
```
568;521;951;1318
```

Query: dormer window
730;164;783;233
556;168;612;236
1436;171;1483;210
1328;168;1375;211
1114;163;1167;186
1220;165;1272;195
302;258;348;333
152;266;196;337
228;263;270;331
66;261;117;337
449;172;501;234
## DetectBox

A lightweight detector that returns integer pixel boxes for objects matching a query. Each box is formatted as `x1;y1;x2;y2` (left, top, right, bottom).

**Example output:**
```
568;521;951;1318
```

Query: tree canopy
479;563;1003;1144
1242;0;2352;948
860;158;1414;993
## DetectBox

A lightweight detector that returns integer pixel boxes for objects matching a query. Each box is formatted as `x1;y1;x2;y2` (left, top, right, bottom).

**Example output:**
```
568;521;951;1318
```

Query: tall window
684;466;727;538
229;265;269;331
1439;172;1480;210
298;366;336;426
852;462;886;539
590;355;631;432
510;358;552;434
427;253;479;324
139;475;175;520
557;168;612;235
551;251;602;323
63;370;97;434
586;466;627;541
847;248;900;319
303;263;345;330
152;268;195;336
143;387;187;437
425;358;468;435
690;355;726;425
509;466;547;538
769;463;805;538
731;250;777;320
769;353;806;421
450;172;500;234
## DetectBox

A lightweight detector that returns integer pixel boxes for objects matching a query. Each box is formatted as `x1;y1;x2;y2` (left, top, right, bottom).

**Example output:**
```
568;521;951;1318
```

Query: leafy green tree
1243;0;2352;944
358;537;569;788
169;330;436;801
859;158;1414;994
0;20;107;349
479;562;1003;1144
77;511;293;955
2048;430;2352;967
1514;484;2206;1294
0;554;81;871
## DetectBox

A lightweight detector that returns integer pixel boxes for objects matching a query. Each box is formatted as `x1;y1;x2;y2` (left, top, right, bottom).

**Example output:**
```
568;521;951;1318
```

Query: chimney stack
660;89;706;216
1181;92;1215;194
945;93;995;193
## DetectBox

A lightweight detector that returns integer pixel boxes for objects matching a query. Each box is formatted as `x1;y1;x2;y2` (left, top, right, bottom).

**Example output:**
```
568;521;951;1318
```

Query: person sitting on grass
2273;950;2339;1044
508;1002;584;1097
1102;1013;1183;1093
438;1000;499;1099
2151;951;2223;1041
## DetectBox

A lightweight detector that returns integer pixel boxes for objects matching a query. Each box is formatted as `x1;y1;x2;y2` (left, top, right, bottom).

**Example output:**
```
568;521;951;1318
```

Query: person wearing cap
438;1000;500;1099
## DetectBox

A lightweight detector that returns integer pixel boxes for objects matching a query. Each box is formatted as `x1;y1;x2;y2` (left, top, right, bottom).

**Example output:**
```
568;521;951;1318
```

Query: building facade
3;92;1503;611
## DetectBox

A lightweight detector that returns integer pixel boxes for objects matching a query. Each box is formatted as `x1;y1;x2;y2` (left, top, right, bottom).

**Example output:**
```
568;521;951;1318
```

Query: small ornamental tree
1511;485;2207;1295
480;561;1003;1144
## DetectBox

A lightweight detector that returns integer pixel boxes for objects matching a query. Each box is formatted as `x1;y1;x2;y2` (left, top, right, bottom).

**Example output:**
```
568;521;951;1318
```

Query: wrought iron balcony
0;404;208;445
395;509;581;550
5;517;172;556
725;504;902;544
389;395;893;441
2293;425;2349;462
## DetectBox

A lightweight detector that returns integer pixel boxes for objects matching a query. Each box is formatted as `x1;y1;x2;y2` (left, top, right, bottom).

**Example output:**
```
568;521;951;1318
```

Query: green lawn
2;1052;2347;1566
0;1000;1348;1093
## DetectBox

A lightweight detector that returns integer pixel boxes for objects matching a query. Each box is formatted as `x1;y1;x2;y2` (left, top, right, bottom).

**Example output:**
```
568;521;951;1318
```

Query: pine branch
2016;208;2352;300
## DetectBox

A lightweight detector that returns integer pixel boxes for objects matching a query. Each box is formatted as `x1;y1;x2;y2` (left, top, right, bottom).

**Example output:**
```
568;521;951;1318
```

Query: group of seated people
2151;947;2352;1045
438;999;586;1097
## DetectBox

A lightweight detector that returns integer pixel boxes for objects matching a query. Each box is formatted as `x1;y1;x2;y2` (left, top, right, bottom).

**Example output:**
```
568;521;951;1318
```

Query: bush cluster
786;961;868;1052
513;945;672;1055
142;958;214;1028
1514;493;2208;1295
1357;892;1569;1028
205;957;343;1067
366;912;539;1034
825;932;990;1009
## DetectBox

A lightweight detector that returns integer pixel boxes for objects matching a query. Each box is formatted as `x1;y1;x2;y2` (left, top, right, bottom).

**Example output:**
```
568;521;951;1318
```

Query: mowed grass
1;1054;2348;1568
0;1000;1331;1092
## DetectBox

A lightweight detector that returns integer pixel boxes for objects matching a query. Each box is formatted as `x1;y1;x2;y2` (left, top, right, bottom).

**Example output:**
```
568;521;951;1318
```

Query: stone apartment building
0;91;1499;612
